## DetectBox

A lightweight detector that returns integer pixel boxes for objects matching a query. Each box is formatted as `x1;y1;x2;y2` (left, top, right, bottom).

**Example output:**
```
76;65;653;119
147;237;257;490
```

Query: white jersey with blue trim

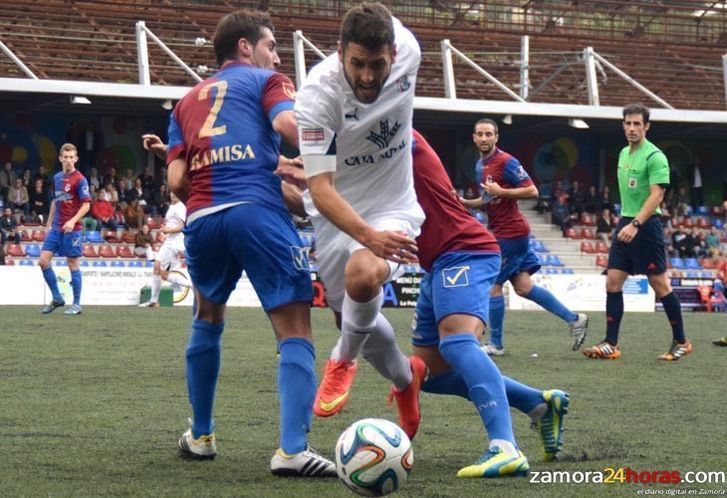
163;201;186;249
295;17;425;241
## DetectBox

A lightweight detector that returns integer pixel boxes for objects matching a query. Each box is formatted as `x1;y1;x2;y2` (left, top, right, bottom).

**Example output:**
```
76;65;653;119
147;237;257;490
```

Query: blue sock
489;295;505;348
502;377;544;414
186;319;223;439
439;333;515;443
422;368;543;415
526;285;578;323
41;267;62;301
422;370;468;398
278;337;316;455
70;269;82;305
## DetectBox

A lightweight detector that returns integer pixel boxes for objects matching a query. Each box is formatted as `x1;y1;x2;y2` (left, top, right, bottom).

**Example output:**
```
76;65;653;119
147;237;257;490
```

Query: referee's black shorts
607;215;667;276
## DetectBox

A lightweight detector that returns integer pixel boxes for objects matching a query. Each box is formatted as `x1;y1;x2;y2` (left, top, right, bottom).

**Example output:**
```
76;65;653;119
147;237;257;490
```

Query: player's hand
142;134;168;160
274;163;307;190
278;155;303;169
62;220;74;233
160;225;169;234
363;230;418;265
616;223;638;243
482;181;503;197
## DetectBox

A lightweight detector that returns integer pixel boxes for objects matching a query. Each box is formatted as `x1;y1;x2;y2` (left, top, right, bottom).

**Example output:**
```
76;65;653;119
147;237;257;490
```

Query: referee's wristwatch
630;219;641;229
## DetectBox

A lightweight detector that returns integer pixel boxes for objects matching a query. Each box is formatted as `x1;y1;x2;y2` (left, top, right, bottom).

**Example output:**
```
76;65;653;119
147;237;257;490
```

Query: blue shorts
184;203;313;311
495;236;541;285
608;216;666;275
412;251;500;347
41;228;83;258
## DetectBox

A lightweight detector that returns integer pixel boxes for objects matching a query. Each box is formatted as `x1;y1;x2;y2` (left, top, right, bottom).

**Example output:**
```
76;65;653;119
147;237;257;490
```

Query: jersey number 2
198;81;228;138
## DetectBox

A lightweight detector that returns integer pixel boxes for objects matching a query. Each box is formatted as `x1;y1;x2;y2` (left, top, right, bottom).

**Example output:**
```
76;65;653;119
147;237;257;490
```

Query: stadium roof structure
0;0;726;127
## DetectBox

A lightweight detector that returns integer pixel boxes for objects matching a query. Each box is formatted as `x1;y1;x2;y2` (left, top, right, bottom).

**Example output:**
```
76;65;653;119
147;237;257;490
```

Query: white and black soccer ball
335;418;413;497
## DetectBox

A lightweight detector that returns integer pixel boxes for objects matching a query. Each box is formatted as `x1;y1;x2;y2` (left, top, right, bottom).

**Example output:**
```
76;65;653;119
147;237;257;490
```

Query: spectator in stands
0;207;20;245
663;227;677;257
88;167;102;190
152;183;171;217
138;166;155;193
104;167;118;188
706;227;721;257
122;168;136;192
689;158;703;209
671;186;690;216
116;178;131;204
551;193;575;234
21;168;32;188
28;178;49;224
125;178;149;212
549;180;565;206
672;227;689;258
8;177;29;216
584;185;598;214
91;192;118;230
32;165;49;187
596;208;613;244
133;223;155;259
100;182;118;205
597;185;613;213
124;198;144;229
692;228;709;258
0;162;15;204
113;203;126;228
567;180;585;215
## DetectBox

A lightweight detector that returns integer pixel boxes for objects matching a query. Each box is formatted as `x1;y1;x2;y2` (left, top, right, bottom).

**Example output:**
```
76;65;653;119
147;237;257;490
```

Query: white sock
527;402;548;423
151;275;161;303
166;273;191;288
490;439;519;458
361;314;412;390
333;290;383;362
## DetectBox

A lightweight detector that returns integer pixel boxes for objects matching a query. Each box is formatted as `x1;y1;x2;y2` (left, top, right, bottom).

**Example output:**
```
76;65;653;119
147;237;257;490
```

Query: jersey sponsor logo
343;136;408;166
344;107;359;121
442;265;470;288
189;144;256;171
366;120;401;150
396;75;411;92
290;246;309;271
301;128;325;142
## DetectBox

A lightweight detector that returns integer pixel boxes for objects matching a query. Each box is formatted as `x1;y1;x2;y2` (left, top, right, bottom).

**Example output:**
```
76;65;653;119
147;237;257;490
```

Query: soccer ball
335;418;413;497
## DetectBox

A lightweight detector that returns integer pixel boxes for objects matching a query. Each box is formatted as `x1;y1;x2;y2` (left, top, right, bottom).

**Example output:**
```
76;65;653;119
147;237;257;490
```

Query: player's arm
168;159;189;203
63;202;91;233
307;171;417;264
459;195;486;209
281;181;307;218
46;198;56;229
485;182;538;200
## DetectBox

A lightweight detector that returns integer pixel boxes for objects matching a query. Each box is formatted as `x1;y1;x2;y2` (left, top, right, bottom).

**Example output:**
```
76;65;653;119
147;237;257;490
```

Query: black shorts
607;216;666;275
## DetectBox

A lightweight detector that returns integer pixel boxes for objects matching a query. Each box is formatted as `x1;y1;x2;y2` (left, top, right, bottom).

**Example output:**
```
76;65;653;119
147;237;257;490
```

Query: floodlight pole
441;39;457;99
136;21;151;85
520;36;529;101
723;53;727;111
584;46;599;106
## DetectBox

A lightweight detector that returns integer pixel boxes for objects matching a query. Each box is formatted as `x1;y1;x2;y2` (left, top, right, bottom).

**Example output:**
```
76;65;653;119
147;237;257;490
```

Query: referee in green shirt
583;103;692;361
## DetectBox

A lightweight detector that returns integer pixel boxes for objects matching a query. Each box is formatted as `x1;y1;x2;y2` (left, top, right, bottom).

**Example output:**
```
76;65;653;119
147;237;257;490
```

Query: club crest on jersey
486;174;493;183
516;166;527;179
442;265;470;288
64;183;71;192
396;75;411;92
628;178;637;188
366;120;401;150
282;81;297;100
290;246;309;271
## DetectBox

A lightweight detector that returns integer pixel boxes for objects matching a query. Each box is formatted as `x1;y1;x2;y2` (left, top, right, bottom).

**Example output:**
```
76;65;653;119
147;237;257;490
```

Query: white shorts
157;242;183;271
313;215;421;312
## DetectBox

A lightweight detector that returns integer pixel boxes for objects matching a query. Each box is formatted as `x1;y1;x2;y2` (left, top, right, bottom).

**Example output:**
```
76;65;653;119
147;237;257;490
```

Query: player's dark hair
622;103;650;123
473;118;498;134
340;2;394;53
59;143;77;154
213;10;274;66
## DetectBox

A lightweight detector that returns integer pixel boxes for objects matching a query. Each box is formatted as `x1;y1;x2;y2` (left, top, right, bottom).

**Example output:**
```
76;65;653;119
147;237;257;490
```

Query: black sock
605;291;623;346
660;292;686;343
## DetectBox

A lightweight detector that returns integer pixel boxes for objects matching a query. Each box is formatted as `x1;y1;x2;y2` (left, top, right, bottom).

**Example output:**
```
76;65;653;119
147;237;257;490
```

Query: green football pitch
2;306;725;497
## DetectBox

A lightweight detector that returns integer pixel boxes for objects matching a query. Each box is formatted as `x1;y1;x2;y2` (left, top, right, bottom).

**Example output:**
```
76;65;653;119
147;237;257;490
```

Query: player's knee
649;274;671;297
512;281;531;296
344;264;384;300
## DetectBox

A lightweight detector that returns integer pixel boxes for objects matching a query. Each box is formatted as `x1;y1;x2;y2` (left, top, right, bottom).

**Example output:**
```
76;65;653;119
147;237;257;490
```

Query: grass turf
1;306;725;497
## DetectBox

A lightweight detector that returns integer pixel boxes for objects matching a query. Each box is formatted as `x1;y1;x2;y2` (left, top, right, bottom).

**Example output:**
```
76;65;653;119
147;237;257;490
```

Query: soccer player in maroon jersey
39;143;91;315
460;119;588;355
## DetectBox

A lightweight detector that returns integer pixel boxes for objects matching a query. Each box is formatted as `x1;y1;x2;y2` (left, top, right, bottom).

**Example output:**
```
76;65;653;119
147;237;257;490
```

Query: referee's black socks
660;292;686;343
605;291;623;346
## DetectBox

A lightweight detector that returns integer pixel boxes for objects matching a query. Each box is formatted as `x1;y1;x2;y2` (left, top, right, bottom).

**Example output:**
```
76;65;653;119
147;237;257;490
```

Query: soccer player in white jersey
291;2;425;439
139;192;191;307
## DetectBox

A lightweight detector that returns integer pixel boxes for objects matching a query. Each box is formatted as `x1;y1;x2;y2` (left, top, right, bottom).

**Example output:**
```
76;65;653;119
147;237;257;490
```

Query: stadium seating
580;213;595;226
116;245;134;258
580;228;597;240
83;245;99;258
545;254;564;267
122;232;136;244
670;257;686;269
19;230;30;241
595;242;609;254
98;245;117;258
564;228;579;239
92;261;108;267
685;258;702;270
127;260;144;268
530;240;548;253
85;231;105;243
24;244;41;257
18;259;33;266
580;242;595;254
32;230;45;242
110;260;126;268
7;244;25;257
596;255;608;268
